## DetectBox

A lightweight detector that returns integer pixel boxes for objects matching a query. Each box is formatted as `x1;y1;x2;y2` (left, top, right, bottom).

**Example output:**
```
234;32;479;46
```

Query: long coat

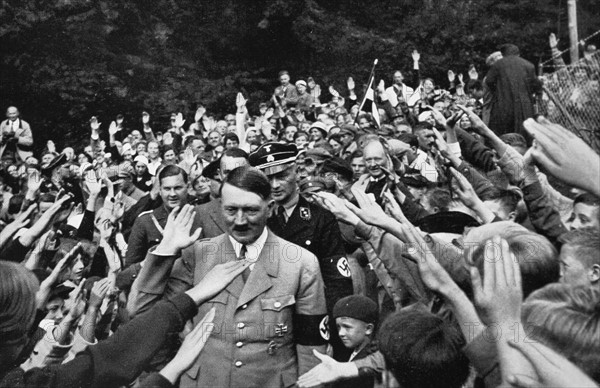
128;230;328;388
484;54;541;139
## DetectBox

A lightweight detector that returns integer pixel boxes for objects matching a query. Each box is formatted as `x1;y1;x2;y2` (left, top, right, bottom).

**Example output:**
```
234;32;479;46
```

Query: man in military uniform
117;165;202;290
249;142;354;360
128;167;327;387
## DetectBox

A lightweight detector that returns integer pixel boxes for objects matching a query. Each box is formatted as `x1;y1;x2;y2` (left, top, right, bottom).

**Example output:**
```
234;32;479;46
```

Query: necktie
277;206;287;228
238;245;250;282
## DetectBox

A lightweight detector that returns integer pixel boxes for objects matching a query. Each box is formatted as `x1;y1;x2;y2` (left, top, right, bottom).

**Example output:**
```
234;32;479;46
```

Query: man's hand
328;85;340;98
549;32;559;49
345;187;391;228
311;192;361;226
448;70;456;83
90;116;101;131
236;92;247;109
160;309;216;385
195;107;206;122
524;116;600;197
174;112;186;129
427;106;447;128
185;261;247;305
88;278;111;309
108;121;119;136
142;111;150;125
412;49;420;62
470;236;522;327
155;205;202;255
449;167;480;209
297;350;358;387
468;64;478;80
347;77;355;91
27;171;43;196
47;140;56;153
457;73;464;85
376;79;386;96
85;172;102;197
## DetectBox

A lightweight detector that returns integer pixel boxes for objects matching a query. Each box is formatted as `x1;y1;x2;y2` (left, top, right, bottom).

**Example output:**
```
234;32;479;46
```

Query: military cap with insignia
299;176;328;195
249;142;298;176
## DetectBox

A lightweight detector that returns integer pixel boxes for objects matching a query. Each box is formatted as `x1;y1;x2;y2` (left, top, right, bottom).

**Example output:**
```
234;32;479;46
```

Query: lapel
236;230;280;309
209;198;226;233
279;196;310;237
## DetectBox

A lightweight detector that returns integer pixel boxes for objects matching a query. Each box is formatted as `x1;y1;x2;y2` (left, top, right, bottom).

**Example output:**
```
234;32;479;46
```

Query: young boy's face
336;316;373;350
45;297;65;324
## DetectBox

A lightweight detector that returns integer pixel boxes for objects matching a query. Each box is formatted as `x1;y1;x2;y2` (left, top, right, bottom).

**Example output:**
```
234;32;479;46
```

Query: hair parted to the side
523;283;600;381
559;227;600;268
158;164;188;184
377;308;470;388
220;166;271;200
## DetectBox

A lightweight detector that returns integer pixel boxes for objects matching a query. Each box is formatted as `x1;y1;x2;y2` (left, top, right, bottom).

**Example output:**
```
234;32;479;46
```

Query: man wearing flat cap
249;142;354;360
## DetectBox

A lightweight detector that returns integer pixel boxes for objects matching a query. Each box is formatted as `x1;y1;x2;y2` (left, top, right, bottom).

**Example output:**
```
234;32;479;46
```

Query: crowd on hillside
1;38;599;388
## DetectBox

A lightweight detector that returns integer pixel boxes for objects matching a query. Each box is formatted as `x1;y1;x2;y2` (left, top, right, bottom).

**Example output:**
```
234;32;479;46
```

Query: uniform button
305;240;311;245
236;341;243;348
237;322;245;329
274;302;281;308
235;361;243;367
241;304;248;309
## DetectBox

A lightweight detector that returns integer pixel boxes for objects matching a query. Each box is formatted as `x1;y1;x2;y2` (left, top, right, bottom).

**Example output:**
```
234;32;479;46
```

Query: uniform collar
228;227;269;265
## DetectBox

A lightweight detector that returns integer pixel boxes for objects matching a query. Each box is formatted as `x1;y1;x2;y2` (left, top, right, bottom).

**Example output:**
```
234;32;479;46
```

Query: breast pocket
261;295;295;339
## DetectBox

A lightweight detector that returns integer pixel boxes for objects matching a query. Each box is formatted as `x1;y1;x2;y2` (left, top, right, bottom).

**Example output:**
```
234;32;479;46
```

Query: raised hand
346;77;355;91
523;117;600;197
182;147;196;166
382;190;407;224
159;309;216;385
174;113;186;129
449;167;480;209
85;172;102;197
311;192;360;226
236;92;247;109
108;121;119;136
376;79;386;95
456;104;489;135
447;70;456;83
549;32;559;49
47;140;56;153
468;64;478;80
185;261;248;304
328;85;340;98
506;340;599;388
27;170;43;195
195;106;206;122
88;278;111;309
155;205;202;255
90;116;101;131
412;49;420;62
297;350;352;387
142;111;150;125
427;105;447;127
457;73;464;84
345;186;390;228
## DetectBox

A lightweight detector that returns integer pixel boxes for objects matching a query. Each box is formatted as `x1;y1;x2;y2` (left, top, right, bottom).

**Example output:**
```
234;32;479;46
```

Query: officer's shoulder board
137;210;153;218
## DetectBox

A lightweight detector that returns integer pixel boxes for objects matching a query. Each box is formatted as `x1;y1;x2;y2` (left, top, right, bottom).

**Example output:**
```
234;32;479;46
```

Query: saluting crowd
1;40;600;388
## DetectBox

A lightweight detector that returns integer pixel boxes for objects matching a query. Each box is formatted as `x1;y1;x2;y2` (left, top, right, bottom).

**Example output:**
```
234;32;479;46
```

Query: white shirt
228;227;269;271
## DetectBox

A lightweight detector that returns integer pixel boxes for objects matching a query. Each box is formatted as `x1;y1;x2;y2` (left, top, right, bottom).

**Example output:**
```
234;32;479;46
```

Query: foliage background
1;0;599;151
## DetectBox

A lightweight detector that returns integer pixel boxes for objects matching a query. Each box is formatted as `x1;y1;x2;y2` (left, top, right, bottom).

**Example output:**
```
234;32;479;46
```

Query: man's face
160;174;188;210
215;121;227;135
358;118;371;130
221;183;272;245
191;139;206;155
295;135;308;149
415;129;435;151
559;245;592;286
351;157;366;180
568;203;600;231
336;316;372;350
136;143;146;155
268;166;297;205
6;107;18;121
393;71;404;85
135;163;147;176
225;114;236;126
393;125;411;138
41;153;54;165
219;156;248;180
309;128;323;141
284;126;298;142
340;133;353;147
131;131;142;142
280;74;290;87
148;142;160;159
208;132;221;148
363;142;387;178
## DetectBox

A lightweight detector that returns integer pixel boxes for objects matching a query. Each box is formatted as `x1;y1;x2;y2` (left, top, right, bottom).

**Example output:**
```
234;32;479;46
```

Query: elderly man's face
415;129;435;151
221;183;272;245
393;71;404;85
208;132;221;148
6;107;19;121
363;142;387;179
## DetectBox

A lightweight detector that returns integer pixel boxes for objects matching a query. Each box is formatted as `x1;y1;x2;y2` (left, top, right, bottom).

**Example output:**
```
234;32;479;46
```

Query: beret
249;142;298;176
333;295;379;324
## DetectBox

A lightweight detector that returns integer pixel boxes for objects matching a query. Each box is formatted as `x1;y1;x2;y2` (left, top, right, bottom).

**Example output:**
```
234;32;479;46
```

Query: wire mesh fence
538;49;600;154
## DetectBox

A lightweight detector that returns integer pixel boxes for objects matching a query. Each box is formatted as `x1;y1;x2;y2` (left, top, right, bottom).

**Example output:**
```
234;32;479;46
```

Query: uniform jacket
117;204;202;290
195;198;227;238
128;230;328;388
0;118;33;162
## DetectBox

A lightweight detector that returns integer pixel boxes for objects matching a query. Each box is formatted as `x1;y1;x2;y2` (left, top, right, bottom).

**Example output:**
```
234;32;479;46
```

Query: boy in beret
332;295;380;388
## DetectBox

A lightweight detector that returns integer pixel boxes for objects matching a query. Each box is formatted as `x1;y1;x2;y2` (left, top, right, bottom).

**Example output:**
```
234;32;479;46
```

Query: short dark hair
558;227;600;268
223;133;240;144
378;308;470;388
158;165;187;185
184;135;205;148
413;122;433;132
574;193;600;207
221;148;249;160
220;166;271;200
481;187;521;214
278;70;289;78
425;188;451;213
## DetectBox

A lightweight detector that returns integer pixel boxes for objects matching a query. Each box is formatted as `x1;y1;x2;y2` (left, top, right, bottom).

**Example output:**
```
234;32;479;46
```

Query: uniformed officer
128;166;328;387
117;165;202;290
249;142;354;360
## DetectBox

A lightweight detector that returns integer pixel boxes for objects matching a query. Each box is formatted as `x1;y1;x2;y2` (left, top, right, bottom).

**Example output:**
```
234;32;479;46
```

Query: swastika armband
293;313;329;346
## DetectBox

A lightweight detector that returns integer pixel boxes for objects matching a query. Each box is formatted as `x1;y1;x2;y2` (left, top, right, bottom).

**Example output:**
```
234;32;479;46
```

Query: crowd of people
1;40;599;388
